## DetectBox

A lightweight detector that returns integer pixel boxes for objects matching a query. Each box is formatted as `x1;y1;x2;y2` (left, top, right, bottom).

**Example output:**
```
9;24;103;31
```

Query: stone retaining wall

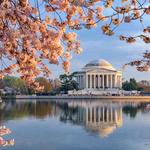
14;95;150;101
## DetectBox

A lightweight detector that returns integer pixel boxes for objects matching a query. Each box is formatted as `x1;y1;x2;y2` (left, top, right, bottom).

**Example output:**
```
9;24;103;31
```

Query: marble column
115;75;117;88
90;75;92;89
99;75;101;88
118;76;120;88
102;75;104;89
112;75;114;88
110;75;112;89
98;75;99;88
94;75;96;89
97;75;99;88
86;75;88;89
109;75;111;88
95;75;97;89
89;75;91;89
106;75;109;88
92;75;94;88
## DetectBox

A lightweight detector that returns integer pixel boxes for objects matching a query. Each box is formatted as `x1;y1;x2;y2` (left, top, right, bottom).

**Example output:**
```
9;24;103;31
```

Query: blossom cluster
0;126;14;147
0;0;149;89
124;50;150;72
0;0;83;90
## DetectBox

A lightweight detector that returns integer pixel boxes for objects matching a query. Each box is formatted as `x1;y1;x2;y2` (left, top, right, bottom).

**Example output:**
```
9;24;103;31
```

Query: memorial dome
84;59;116;71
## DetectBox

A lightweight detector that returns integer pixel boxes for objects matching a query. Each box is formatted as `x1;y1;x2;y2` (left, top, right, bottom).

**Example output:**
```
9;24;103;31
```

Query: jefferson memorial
69;59;123;95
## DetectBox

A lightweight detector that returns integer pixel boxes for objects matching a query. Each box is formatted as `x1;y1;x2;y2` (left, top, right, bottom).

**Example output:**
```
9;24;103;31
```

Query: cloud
69;37;150;81
48;13;150;80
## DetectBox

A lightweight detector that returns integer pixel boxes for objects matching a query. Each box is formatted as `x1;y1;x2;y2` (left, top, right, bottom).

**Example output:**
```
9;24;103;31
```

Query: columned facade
85;74;122;89
67;101;123;137
85;105;122;126
76;59;122;90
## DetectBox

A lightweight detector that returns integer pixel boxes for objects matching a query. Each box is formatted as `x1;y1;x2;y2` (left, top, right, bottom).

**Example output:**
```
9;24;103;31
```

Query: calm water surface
1;100;150;150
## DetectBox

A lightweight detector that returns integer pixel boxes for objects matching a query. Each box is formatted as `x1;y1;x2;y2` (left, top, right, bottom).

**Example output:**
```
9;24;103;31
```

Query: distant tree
50;79;61;91
3;76;28;94
122;81;130;91
59;72;78;94
48;79;62;95
35;77;52;93
129;78;138;90
122;78;139;91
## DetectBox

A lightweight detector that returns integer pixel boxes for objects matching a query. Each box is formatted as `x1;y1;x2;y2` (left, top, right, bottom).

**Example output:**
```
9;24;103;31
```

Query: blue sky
50;12;150;81
33;0;149;81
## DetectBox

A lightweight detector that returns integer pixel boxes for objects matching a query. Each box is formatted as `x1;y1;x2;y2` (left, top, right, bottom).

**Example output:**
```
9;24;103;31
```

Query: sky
35;1;150;81
50;13;150;81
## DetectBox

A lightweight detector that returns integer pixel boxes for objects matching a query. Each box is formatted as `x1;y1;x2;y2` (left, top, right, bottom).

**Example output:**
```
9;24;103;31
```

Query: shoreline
1;95;150;102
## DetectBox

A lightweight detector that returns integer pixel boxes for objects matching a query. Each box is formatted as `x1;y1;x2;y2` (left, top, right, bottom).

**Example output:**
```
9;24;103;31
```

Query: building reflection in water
2;100;149;138
62;101;123;138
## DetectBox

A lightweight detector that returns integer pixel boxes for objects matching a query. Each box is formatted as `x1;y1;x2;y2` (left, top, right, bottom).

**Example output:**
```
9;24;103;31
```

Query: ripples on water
0;100;150;150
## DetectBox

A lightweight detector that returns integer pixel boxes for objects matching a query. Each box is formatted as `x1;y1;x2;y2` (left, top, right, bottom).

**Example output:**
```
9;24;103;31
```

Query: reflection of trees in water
0;101;60;120
0;101;79;122
1;101;150;122
122;102;150;118
1;100;150;138
123;106;138;118
59;103;78;123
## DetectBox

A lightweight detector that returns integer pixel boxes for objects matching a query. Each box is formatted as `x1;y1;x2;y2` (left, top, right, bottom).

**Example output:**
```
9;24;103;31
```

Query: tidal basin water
1;100;150;150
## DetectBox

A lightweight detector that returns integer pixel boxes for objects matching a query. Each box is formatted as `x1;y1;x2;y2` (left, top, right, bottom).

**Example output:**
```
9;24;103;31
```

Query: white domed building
74;59;122;94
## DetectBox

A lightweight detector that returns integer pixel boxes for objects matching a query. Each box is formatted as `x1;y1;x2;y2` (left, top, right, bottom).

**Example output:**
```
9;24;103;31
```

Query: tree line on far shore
0;74;150;95
0;72;79;95
122;78;150;94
